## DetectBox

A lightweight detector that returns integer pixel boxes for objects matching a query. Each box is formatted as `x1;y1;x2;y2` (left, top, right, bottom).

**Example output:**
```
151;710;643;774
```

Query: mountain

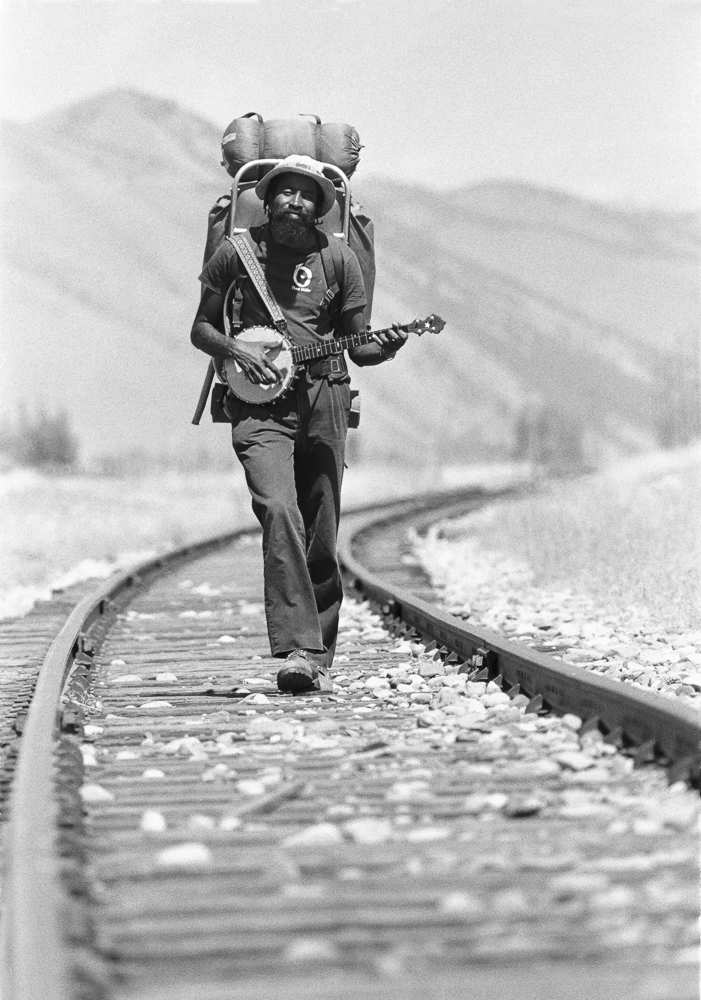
1;88;698;468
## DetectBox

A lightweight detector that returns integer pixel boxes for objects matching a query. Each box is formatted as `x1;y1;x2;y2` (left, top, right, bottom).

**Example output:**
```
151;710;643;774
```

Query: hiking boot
277;650;333;694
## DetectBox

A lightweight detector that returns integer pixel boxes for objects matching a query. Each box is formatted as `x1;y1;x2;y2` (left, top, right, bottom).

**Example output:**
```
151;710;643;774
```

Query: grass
0;461;452;616
0;469;255;597
6;448;693;630
446;445;701;630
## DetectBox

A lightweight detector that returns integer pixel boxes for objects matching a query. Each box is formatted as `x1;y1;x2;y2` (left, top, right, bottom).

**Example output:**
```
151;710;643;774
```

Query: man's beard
269;204;316;248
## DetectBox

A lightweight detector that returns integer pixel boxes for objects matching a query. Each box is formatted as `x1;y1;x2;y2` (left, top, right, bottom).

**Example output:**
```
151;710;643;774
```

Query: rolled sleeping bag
221;113;264;179
318;122;362;178
263;118;318;162
222;115;363;181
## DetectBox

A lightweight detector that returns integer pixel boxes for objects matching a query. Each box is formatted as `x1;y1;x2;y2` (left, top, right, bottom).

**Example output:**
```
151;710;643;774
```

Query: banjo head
221;326;297;405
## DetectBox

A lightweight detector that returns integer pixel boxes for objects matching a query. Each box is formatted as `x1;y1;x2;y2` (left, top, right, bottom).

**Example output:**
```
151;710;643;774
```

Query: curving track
1;489;699;1000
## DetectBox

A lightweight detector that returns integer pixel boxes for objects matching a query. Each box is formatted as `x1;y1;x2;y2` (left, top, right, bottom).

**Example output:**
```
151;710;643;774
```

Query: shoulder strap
317;232;344;330
226;232;287;334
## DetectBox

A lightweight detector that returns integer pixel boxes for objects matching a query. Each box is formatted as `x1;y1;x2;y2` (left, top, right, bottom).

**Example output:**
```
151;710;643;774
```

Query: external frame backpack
203;113;376;322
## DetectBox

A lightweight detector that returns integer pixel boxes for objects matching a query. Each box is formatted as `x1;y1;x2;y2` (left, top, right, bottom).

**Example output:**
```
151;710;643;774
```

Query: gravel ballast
411;524;701;709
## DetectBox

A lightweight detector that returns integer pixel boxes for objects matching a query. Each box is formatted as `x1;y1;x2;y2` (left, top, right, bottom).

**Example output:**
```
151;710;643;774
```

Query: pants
230;377;351;665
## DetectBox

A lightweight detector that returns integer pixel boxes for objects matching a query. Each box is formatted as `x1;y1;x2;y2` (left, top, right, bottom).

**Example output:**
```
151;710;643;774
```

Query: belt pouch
211;382;231;423
349;388;360;429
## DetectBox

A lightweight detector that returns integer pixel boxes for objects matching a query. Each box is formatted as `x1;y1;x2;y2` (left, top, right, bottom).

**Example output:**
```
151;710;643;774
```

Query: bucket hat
255;155;337;217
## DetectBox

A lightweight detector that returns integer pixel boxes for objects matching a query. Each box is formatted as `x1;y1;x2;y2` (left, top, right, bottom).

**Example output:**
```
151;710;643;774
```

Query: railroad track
1;488;699;1000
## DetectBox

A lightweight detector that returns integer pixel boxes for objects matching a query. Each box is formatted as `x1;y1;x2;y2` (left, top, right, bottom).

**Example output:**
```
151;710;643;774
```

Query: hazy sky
1;0;699;209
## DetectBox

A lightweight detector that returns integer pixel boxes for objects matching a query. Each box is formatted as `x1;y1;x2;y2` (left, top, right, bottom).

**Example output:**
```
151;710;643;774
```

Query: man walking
191;155;406;693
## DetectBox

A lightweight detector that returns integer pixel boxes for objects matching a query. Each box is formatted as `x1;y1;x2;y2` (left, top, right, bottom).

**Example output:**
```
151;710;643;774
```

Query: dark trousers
230;378;351;664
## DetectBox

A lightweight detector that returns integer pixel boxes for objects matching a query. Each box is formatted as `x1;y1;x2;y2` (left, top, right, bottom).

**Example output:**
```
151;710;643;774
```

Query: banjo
218;314;445;405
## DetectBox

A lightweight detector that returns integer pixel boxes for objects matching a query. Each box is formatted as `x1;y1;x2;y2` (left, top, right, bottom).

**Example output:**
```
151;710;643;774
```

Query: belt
304;353;348;380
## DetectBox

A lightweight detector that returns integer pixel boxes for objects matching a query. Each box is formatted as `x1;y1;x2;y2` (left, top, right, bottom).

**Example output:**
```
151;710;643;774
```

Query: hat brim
255;163;337;217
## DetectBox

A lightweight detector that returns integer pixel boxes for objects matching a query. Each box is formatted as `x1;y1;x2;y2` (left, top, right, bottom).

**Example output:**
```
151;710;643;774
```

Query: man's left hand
371;323;408;354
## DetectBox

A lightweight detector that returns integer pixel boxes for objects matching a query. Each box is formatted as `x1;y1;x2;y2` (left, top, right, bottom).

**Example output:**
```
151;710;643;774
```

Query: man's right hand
227;339;282;385
191;288;281;384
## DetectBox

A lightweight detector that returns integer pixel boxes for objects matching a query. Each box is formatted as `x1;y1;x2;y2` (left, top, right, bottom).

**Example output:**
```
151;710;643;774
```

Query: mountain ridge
1;89;698;466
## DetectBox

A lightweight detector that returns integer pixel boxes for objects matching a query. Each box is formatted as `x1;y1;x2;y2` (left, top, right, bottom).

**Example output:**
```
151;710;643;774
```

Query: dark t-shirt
198;225;367;348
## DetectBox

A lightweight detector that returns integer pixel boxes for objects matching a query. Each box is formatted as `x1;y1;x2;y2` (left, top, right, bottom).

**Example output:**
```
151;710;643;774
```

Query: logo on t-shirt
293;264;313;292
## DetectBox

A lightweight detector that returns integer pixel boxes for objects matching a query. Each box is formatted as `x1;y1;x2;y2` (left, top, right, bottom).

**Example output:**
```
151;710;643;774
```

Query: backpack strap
317;231;344;332
222;279;243;337
226;232;287;335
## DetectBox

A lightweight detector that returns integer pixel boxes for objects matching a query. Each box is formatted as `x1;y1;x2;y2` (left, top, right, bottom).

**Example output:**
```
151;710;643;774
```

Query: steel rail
338;504;701;777
0;527;251;1000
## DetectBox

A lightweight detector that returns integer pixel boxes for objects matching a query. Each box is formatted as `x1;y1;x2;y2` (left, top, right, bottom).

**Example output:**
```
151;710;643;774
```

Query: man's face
270;172;320;224
268;172;321;247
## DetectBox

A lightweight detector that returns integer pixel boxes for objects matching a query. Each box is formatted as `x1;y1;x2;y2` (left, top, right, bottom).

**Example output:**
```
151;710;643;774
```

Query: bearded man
191;155;407;693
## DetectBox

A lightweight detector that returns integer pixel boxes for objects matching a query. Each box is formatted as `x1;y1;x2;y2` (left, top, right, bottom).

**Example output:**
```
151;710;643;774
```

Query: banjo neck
221;315;444;406
289;326;403;366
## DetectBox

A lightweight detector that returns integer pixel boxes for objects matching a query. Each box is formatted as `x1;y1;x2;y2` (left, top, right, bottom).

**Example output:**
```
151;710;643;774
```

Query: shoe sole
277;667;316;693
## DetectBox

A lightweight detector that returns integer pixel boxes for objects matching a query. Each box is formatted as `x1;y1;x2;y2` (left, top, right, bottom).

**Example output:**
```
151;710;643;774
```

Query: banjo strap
226;232;288;335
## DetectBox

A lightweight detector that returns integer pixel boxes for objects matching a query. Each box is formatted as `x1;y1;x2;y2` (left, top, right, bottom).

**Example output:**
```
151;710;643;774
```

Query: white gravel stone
590;886;636;909
386;780;431;802
112;674;142;684
156;842;212;867
639;649;676;665
409;692;432;705
201;763;232;782
561;714;583;731
437;891;482;916
555;751;597;771
632;818;663;836
219;815;242;831
482;691;510;707
436;687;461;706
448;699;488;717
343;818;393;844
80;783;114;803
155;672;178;683
236;779;267;796
140;809;167;832
405;826;450;842
188;814;216;830
655;798;700;831
285;938;339;962
283;823;344;847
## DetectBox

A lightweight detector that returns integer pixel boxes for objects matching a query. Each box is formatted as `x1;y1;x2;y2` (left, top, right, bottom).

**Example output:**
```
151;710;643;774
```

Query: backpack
204;113;376;321
193;115;375;427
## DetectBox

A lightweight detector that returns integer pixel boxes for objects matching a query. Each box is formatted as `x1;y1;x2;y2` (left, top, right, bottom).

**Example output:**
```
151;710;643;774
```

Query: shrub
513;402;586;472
0;405;80;468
